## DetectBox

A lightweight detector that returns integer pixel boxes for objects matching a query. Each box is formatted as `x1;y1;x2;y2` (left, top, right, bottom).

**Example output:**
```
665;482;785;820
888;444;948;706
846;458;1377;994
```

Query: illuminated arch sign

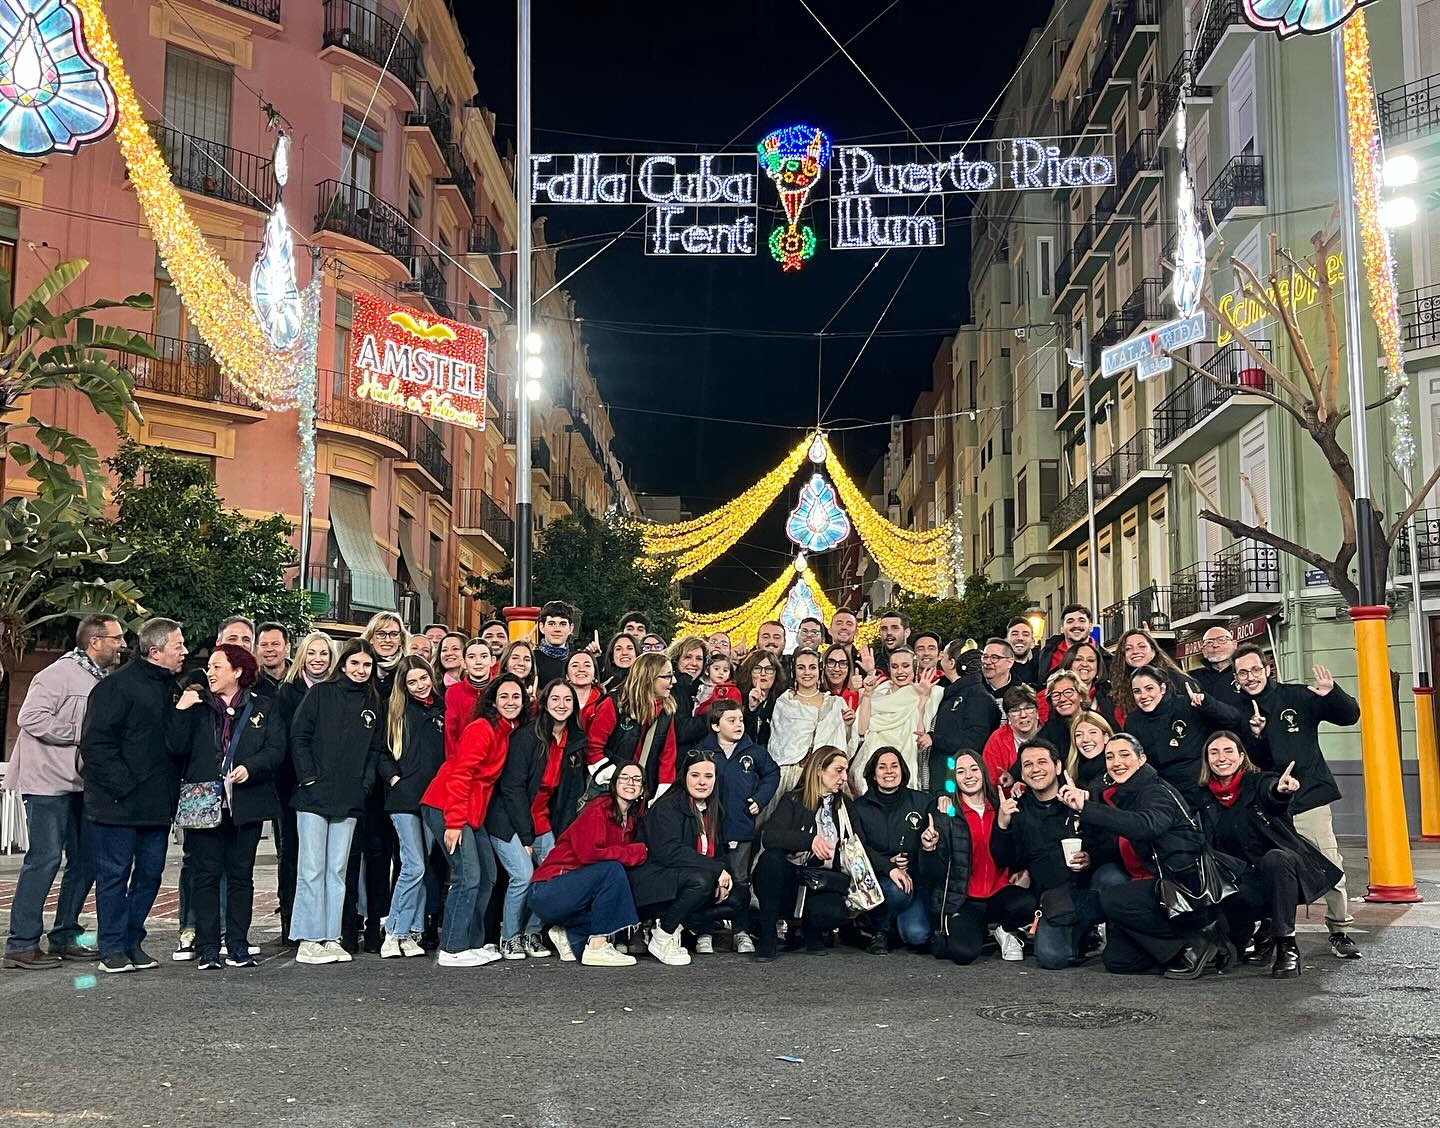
532;126;1115;271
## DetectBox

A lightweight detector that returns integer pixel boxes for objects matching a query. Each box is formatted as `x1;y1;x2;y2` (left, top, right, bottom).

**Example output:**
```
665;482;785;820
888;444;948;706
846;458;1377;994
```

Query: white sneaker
994;925;1024;962
581;941;636;967
734;931;755;954
296;940;340;965
547;925;576;963
468;945;504;966
437;949;484;968
647;923;691;966
380;934;403;959
322;940;353;963
694;934;714;955
172;929;196;962
399;937;426;958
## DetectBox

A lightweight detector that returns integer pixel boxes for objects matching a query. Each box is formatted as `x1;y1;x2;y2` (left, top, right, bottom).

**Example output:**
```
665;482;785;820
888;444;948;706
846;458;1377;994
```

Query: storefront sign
1216;252;1344;348
1101;312;1209;380
348;291;488;429
1176;614;1274;660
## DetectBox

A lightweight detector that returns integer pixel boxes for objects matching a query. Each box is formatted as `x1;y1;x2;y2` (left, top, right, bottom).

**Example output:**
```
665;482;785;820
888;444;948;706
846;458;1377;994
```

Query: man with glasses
1232;644;1363;960
927;640;1008;798
1192;627;1245;713
3;616;127;969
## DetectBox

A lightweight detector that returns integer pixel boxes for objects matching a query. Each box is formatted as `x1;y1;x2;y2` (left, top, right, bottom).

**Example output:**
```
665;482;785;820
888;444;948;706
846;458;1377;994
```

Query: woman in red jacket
443;639;494;756
530;765;649;967
585;652;679;796
566;650;605;731
420;673;529;968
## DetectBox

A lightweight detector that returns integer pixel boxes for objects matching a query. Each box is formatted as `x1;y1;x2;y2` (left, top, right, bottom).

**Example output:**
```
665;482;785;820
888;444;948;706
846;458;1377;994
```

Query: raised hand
920;813;939;850
857;644;876;676
1310;665;1335;696
1276;760;1300;794
914;669;939;697
1058;783;1086;812
748;686;765;709
1186;683;1206;709
997;793;1019;829
176;684;204;712
1249;699;1267;737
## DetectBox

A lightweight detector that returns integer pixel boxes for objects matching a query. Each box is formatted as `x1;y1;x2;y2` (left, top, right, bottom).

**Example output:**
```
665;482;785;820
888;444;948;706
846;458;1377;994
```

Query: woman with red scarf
420;674;529;968
1059;732;1227;979
1194;731;1343;980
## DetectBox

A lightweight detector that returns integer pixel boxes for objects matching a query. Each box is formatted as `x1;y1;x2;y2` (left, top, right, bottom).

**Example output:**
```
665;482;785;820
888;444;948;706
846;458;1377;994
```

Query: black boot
1271;937;1301;979
421;914;440;951
802;923;828;954
1163;938;1218;980
362;918;383;954
1201;920;1238;972
340;914;361;955
1243;923;1276;964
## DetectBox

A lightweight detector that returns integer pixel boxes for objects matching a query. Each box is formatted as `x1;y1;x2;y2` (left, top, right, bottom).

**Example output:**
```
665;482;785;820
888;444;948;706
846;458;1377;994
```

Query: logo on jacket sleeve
1280;708;1300;733
361;709;377;730
249;712;265;729
1170;718;1187;747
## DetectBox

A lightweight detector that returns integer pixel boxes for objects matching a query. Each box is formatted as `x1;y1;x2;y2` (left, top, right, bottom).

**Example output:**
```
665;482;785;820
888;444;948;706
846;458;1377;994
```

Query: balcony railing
1121;277;1168;325
1379;73;1440;146
322;0;419;97
1397;508;1440;575
1129;584;1174;633
305;563;397;627
532;437;552;476
404;418;453;493
315;370;406;445
1171;561;1213;622
1159;52;1214;135
216;0;280;19
469;218;500;256
1202;154;1265;228
1211;538;1281;605
1050;429;1159;533
1153;340;1272;451
405;80;453;146
315;180;411;261
439;142;477;212
1102;602;1126;645
1400;284;1440;352
1115;129;1161;197
407;251;449;318
1193;0;1247;80
126;333;257;408
1053;246;1076;297
152;125;273;211
456;488;514;547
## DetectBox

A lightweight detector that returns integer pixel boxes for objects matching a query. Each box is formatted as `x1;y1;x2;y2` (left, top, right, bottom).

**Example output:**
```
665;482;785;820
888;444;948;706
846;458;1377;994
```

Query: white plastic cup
1061;837;1083;866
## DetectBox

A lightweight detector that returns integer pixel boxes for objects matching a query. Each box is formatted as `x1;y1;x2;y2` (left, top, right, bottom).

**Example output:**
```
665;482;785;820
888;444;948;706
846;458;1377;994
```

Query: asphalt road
3;917;1438;1128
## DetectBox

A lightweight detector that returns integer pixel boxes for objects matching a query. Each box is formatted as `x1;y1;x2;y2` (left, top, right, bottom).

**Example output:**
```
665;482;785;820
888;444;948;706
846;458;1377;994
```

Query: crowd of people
2;599;1364;980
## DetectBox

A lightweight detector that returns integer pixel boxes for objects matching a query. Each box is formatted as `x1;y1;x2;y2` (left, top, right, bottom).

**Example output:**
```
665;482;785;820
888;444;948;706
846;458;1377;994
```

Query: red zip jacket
577;686;605;731
585;696;678;785
422;715;516;829
444;679;486;757
533;795;647;882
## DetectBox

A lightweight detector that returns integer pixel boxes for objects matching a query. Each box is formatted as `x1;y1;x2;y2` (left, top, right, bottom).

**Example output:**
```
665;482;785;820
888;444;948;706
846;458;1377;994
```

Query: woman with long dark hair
737;648;787;746
1109;628;1191;724
566;649;605;731
1060;640;1120;727
601;633;638;694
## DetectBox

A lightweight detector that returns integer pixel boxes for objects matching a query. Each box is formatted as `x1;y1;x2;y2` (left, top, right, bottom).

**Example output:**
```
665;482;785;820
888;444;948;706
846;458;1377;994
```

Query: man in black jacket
1037;604;1108;679
81;617;188;974
927;640;1009;794
1191;626;1245;714
1007;617;1042;689
1234;645;1363;959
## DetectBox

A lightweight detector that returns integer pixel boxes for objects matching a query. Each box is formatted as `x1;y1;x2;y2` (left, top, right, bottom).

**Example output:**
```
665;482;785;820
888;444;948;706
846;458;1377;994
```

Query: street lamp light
1064;323;1101;627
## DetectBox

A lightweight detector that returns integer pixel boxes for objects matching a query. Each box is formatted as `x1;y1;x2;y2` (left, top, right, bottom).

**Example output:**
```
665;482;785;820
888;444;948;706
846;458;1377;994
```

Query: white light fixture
525;380;542;401
524;354;544;379
1381;196;1418;228
525;330;543;355
1384;154;1420;188
1064;347;1084;369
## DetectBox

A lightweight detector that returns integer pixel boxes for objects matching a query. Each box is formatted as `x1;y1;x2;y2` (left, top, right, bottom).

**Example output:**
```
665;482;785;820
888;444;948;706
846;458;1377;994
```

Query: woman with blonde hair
1066;710;1115;788
585;651;679;797
376;655;445;958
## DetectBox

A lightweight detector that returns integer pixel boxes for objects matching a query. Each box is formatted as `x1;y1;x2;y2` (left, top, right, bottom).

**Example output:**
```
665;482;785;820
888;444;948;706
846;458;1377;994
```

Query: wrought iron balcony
315;180;412;262
1128;584;1174;634
1159;52;1213;136
1153;340;1272;453
152;125;273;211
532;437;552;476
304;563;397;627
469;218;500;256
456;488;514;547
406;251;449;319
1121;277;1167;326
322;0;419;97
1053;246;1076;299
1115;129;1161;198
1211;539;1281;606
1378;73;1440;146
402;418;453;494
1202;154;1266;229
405;80;453;146
1400;284;1440;352
315;371;407;446
1102;602;1126;646
216;0;280;20
1397;508;1440;575
439;143;477;213
1049;430;1162;543
126;333;257;408
1193;0;1248;82
1171;561;1214;623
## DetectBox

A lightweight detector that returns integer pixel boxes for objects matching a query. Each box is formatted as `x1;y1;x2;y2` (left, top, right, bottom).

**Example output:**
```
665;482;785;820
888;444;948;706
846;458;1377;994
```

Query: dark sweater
289;679;386;818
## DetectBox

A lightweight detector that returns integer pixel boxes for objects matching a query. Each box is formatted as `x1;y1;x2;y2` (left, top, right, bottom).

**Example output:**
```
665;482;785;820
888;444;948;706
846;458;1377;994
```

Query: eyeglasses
616;775;645;786
1202;635;1234;645
824;658;849;668
1051;687;1080;701
373;630;402;641
1235;667;1265;680
982;652;1011;662
656;672;676;681
1008;705;1039;716
642;643;665;652
753;665;775;674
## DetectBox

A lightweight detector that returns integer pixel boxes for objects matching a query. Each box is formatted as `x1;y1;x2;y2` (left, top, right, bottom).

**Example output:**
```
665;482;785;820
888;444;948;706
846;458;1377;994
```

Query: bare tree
1165;223;1439;607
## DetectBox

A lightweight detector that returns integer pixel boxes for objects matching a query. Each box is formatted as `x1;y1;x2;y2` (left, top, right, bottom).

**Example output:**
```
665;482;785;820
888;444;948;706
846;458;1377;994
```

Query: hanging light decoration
251;129;303;349
0;0;116;157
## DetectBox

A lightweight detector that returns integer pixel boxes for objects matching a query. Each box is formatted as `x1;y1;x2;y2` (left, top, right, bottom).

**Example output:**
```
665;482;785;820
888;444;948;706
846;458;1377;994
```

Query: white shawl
768;691;852;766
852;683;939;793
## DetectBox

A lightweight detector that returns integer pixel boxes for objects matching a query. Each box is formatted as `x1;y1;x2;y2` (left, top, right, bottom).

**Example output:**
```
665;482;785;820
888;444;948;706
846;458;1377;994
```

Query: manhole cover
976;1004;1158;1029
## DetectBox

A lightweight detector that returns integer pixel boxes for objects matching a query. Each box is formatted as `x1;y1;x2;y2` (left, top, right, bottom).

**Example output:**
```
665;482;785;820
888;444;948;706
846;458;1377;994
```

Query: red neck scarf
1208;769;1245;808
1103;784;1153;880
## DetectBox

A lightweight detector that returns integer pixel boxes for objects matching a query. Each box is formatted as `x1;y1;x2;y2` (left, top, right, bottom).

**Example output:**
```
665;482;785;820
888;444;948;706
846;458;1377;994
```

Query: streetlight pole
1331;29;1419;900
509;0;535;635
1078;315;1100;620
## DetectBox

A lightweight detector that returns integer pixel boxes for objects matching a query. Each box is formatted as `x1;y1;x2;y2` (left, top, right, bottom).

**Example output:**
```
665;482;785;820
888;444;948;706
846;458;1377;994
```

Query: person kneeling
854;748;934;954
1195;732;1342;979
920;750;1037;965
632;751;742;965
529;767;649;967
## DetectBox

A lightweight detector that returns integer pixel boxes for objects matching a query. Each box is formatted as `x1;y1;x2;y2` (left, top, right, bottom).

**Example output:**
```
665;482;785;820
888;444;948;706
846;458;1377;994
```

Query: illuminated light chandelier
251;129;303;350
0;0;116;157
677;554;880;647
757;124;831;272
786;472;851;553
1242;0;1378;37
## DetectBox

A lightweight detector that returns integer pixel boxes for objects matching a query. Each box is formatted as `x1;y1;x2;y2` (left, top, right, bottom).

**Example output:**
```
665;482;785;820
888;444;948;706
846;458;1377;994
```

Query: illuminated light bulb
794;552;807;572
525;379;542;401
807;434;827;463
524;355;544;379
1380;196;1417;228
1383;154;1419;187
525;331;543;355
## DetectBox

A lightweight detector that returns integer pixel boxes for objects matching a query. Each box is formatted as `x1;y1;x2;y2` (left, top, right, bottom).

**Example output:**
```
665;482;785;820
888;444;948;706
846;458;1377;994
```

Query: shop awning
398;522;434;630
328;483;396;614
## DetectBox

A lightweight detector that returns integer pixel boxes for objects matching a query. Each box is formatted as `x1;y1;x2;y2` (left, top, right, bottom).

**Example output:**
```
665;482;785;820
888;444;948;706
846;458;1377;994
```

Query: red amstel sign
348;291;488;429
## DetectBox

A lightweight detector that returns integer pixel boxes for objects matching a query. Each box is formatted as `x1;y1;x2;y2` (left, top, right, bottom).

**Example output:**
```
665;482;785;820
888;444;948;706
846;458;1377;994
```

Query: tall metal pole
1331;29;1419;899
512;0;534;610
1079;315;1100;619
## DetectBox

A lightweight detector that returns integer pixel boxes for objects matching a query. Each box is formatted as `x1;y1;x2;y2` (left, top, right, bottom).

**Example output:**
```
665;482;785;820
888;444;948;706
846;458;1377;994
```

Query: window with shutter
1239;417;1270;528
1229;46;1258;156
1148;491;1169;588
1016;466;1030;529
163;47;232;146
1040;461;1060;515
1037;236;1054;298
1195;449;1222;562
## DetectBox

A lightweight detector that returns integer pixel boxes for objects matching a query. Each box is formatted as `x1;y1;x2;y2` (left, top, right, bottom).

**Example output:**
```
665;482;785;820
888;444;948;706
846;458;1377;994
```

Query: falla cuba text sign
348;291;488;429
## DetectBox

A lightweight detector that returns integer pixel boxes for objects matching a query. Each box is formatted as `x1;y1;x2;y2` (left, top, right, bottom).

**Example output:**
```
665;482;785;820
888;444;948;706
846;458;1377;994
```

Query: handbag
835;803;885;915
1154;788;1240;918
175;780;223;829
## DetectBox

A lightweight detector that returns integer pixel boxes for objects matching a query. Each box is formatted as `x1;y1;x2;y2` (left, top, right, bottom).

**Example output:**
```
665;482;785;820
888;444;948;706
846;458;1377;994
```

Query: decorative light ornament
250;130;303;349
1172;61;1206;320
807;432;828;464
786;473;851;554
1383;154;1419;187
779;577;825;651
0;0;115;157
757;124;831;272
292;273;325;510
1242;0;1378;37
678;561;880;647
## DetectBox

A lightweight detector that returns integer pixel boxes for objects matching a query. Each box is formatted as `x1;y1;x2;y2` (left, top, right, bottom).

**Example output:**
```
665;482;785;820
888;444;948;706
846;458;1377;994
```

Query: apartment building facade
3;0;631;638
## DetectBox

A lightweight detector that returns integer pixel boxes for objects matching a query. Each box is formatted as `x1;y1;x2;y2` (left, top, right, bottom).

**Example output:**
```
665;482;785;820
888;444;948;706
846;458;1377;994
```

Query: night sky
462;2;1054;606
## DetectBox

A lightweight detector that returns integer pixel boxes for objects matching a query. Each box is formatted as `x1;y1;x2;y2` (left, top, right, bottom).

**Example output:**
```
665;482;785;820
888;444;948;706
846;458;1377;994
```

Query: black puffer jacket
488;720;586;845
289;679;386;818
1123;686;1243;798
928;675;1001;788
853;786;935;880
171;689;287;825
376;694;446;813
80;658;185;827
916;802;974;917
1077;763;1206;886
991;790;1084;895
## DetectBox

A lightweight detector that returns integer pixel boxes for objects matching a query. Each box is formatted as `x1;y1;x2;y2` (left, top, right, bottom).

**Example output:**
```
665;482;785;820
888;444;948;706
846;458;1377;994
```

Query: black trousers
752;850;849;956
932;885;1037;965
1099;877;1206;974
275;807;298;938
345;787;396;931
187;814;263;950
1223;848;1302;940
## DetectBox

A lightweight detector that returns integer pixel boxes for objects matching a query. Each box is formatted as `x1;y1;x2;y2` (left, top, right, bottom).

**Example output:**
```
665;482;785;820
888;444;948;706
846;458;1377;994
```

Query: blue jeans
529;861;638;957
874;875;931;946
385;813;427;938
91;822;169;958
490;833;539;940
1033;863;1129;970
6;793;93;954
292;813;356;942
421;806;496;953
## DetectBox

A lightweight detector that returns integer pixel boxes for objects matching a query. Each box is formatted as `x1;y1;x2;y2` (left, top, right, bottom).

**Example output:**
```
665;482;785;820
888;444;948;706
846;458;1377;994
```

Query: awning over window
329;483;395;614
398;521;434;630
